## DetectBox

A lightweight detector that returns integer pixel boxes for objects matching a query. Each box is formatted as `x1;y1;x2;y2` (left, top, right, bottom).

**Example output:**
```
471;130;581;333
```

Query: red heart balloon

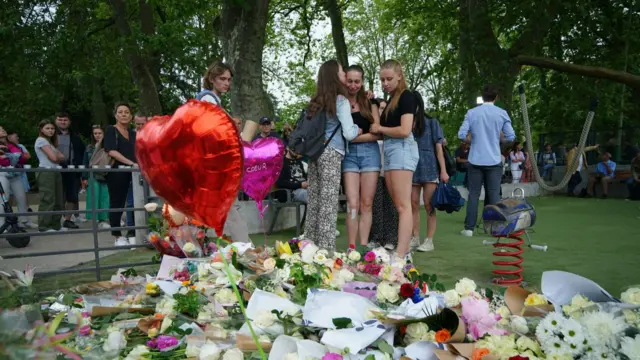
136;100;243;234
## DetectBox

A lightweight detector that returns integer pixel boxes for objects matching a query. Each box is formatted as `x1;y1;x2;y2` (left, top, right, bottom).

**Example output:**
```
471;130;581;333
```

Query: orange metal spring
491;230;525;285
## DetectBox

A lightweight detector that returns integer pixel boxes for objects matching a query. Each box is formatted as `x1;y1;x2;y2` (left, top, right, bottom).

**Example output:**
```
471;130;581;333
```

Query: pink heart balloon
241;137;285;215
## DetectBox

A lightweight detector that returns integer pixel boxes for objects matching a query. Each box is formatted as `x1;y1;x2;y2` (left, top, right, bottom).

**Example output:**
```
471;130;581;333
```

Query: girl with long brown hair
34;119;65;231
304;59;361;250
82;125;110;227
370;59;425;266
342;65;381;249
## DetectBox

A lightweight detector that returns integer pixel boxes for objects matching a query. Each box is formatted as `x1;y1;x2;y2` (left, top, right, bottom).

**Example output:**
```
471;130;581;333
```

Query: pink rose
322;353;343;360
364;251;376;262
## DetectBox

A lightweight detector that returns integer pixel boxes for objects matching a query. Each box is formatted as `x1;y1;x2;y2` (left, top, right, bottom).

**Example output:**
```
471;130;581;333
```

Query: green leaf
430;274;438;282
61;293;75;306
332;317;352;329
275;258;286;269
364;356;376;360
436;283;446;292
485;288;494;300
376;339;394;354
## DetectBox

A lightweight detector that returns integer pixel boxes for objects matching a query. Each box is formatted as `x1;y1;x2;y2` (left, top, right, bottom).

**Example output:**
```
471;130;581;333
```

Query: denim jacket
325;95;359;155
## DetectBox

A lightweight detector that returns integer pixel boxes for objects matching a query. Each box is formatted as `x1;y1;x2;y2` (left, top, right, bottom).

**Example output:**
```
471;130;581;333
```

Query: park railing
0;166;158;286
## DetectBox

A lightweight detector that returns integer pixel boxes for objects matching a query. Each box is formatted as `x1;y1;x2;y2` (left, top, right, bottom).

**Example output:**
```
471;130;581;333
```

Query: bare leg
411;185;421;238
358;172;378;246
344;172;361;248
388;170;414;257
601;177;609;195
422;183;438;240
587;176;596;195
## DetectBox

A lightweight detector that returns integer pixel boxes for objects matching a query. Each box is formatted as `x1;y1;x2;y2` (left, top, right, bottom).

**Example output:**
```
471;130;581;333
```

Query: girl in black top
104;102;136;246
342;65;381;250
370;59;426;265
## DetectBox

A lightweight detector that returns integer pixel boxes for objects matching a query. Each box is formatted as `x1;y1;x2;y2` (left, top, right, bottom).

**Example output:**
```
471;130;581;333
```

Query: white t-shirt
201;93;222;107
34;137;58;168
577;154;584;171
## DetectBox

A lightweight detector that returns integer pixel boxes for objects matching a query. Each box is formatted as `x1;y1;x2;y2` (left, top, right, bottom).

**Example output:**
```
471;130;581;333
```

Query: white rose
444;289;461;307
222;348;244;360
313;252;327;265
621;288;640;305
253;310;277;328
348;251;361;262
183;242;197;255
376;281;400;304
511;315;529;334
214;288;238;305
263;258;276;270
160;317;173;333
103;330;127;353
199;342;221;360
454;278;477;296
622;309;639;325
124;345;150;360
406;322;429;342
186;341;202;358
284;352;298;360
144;202;158;212
339;269;354;282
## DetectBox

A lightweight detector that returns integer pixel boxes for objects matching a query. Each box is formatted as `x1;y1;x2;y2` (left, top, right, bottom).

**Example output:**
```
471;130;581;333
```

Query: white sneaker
45;229;57;233
335;230;340;237
98;222;111;229
298;233;305;240
391;254;409;269
410;236;420;249
114;237;130;246
417;238;434;252
460;230;473;237
404;252;413;263
22;221;38;229
383;243;395;251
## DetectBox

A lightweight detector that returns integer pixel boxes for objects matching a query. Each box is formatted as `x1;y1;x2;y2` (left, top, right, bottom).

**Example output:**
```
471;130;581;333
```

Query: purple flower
146;339;157;349
156;335;179;351
322;353;344;360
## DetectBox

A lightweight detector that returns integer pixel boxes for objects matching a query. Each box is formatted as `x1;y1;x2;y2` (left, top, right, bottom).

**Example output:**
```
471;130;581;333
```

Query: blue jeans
126;183;134;228
464;164;503;231
541;164;554;178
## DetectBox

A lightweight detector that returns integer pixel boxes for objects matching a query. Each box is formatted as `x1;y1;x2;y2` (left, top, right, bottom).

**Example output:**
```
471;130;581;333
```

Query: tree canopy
1;0;638;148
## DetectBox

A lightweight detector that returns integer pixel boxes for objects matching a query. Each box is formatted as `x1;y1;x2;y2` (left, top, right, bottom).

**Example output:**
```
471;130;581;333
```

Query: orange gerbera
435;329;451;343
472;348;490;360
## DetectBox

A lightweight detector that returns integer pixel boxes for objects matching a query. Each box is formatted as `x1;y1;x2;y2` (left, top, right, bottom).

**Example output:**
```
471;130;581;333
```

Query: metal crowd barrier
0;166;154;282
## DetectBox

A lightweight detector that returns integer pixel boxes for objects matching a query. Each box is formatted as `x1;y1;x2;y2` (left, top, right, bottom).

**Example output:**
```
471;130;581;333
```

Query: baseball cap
259;116;272;125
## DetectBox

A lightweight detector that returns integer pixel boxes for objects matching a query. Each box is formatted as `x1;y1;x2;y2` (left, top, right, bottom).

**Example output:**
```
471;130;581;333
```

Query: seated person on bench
628;150;640;200
587;152;616;199
275;147;308;203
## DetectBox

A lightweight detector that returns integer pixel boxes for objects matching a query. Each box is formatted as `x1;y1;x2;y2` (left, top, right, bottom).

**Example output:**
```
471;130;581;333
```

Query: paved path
0;202;130;274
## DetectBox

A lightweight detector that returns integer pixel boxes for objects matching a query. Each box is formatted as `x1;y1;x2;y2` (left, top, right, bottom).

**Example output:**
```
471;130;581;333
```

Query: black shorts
61;172;80;203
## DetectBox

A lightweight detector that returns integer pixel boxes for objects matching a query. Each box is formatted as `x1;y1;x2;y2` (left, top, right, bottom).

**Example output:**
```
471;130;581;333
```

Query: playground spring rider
482;188;546;285
0;181;31;248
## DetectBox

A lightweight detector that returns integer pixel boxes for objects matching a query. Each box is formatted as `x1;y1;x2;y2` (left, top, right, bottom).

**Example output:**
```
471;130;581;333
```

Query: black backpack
288;109;341;162
427;116;456;177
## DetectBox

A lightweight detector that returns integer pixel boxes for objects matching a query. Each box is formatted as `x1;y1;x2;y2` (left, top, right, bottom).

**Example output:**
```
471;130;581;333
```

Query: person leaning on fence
82;125;110;228
33;119;66;232
55;112;85;230
0;127;37;229
104;103;137;247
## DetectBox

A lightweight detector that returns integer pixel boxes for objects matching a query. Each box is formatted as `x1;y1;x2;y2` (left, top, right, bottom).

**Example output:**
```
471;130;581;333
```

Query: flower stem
216;238;267;360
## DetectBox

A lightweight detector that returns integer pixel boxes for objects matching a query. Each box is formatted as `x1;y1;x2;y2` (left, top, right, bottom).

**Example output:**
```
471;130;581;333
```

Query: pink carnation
322;353;343;360
364;251;376;262
460;297;507;340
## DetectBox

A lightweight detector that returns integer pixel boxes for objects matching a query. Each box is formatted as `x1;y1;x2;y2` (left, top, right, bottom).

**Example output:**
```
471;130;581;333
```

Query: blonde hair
380;59;408;117
202;61;234;90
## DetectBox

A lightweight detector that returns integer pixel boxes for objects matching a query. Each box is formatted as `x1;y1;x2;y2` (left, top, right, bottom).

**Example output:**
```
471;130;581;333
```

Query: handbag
88;127;118;182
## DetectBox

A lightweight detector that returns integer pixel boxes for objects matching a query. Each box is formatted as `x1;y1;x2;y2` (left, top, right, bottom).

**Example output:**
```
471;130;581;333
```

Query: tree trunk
219;0;272;123
90;77;108;126
138;0;162;99
324;0;349;67
109;0;163;115
458;0;478;106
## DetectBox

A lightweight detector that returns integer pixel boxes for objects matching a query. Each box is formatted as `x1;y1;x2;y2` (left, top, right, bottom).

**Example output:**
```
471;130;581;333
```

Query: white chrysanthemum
560;318;586;355
454;278;477;296
583;346;617;360
543;336;572;355
253;310;277;328
544;312;567;330
546;353;573;360
580;311;627;348
313;252;328;265
621;287;640;305
621;335;640;360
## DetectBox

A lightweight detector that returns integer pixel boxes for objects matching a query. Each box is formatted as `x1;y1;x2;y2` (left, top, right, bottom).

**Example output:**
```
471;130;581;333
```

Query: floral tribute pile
1;204;639;360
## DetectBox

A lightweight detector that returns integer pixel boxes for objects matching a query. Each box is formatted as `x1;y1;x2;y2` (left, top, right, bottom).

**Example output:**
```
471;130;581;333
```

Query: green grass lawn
32;196;640;296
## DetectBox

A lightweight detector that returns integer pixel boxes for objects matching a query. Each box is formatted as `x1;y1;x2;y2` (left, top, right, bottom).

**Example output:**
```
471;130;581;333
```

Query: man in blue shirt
586;152;616;199
457;85;516;236
252;116;280;142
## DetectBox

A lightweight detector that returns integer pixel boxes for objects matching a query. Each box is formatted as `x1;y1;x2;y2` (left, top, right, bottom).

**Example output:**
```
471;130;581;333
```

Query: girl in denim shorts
369;59;426;266
342;65;381;249
411;116;449;253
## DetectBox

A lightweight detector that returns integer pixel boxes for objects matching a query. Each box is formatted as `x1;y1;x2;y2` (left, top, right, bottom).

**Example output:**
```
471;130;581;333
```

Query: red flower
400;283;414;298
399;325;407;335
335;258;343;266
508;356;529;360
